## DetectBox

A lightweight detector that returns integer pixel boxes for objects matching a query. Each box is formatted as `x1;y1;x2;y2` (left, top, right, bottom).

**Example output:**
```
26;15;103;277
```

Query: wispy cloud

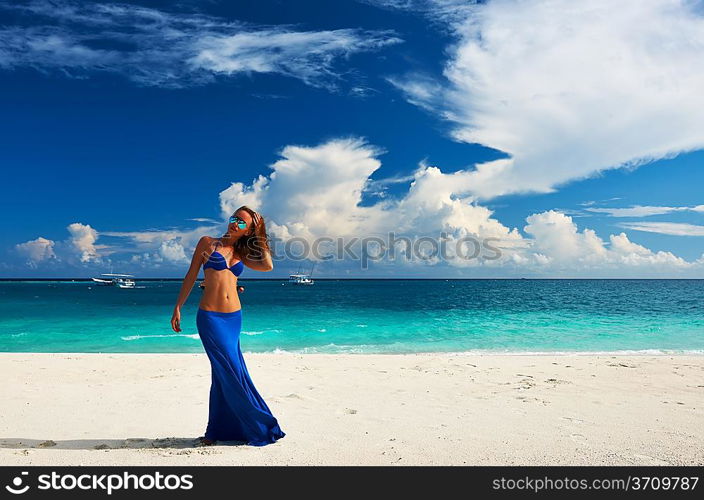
363;171;416;197
0;0;403;90
376;0;704;199
619;222;704;237
359;0;476;27
587;205;704;217
187;217;220;223
100;225;219;251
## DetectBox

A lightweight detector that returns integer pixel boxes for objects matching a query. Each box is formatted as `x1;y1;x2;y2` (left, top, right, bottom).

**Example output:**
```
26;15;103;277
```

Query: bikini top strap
211;238;237;266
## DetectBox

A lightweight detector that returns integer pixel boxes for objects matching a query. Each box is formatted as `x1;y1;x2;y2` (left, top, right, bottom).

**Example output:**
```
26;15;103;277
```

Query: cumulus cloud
524;211;608;266
218;137;702;276
524;210;689;271
381;0;704;199
67;222;99;262
10;137;703;276
158;238;189;263
14;236;56;268
124;237;190;266
13;222;100;268
218;137;523;252
0;0;402;90
221;137;391;238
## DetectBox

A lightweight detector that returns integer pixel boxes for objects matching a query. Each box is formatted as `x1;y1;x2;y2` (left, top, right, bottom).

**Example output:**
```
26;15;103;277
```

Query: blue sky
1;0;703;278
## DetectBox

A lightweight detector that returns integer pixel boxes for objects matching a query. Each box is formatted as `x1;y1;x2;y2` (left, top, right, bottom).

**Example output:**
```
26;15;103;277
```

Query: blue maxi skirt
196;307;285;446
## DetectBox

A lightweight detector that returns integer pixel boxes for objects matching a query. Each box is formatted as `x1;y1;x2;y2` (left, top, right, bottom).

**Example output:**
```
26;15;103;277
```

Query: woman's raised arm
241;245;274;272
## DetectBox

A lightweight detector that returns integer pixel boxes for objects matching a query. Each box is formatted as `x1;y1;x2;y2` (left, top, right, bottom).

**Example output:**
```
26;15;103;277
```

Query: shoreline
3;349;703;356
1;352;702;465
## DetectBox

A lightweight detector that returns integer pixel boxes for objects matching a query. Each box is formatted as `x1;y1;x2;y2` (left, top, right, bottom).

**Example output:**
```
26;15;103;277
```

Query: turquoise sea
0;279;702;354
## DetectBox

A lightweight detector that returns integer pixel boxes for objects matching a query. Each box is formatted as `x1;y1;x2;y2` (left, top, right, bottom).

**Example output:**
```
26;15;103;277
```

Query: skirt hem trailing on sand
196;307;285;446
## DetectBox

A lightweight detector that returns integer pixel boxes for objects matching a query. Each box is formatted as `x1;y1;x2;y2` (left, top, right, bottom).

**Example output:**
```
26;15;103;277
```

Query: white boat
91;273;136;288
289;262;316;285
114;277;136;288
288;273;314;285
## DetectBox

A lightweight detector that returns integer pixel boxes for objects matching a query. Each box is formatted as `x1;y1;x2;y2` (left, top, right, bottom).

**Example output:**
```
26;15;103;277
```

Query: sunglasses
229;215;249;230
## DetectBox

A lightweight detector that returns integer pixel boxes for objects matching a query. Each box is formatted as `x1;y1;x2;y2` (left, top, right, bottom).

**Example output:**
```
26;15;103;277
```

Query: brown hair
232;205;270;262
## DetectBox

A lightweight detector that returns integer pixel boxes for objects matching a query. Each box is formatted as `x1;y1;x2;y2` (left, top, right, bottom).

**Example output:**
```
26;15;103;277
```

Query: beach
1;352;702;466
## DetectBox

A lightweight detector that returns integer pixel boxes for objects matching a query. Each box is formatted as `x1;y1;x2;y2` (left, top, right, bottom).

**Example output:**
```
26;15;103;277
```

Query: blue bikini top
202;250;244;277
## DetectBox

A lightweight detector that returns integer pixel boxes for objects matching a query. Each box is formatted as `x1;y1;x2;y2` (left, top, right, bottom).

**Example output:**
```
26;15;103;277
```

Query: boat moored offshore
288;273;314;285
91;273;136;288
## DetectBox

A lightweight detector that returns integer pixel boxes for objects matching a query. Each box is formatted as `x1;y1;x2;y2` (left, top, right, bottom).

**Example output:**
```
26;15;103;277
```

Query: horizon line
2;277;704;281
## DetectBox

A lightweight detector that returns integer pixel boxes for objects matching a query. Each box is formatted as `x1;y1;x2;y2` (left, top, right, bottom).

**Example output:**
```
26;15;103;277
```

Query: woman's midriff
198;269;242;313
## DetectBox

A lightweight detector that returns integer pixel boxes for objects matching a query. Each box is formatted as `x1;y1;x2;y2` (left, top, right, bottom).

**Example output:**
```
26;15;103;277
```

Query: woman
171;205;285;447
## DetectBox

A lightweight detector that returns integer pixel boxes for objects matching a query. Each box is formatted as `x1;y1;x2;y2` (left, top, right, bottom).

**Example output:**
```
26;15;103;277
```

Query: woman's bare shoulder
199;235;219;246
196;235;221;254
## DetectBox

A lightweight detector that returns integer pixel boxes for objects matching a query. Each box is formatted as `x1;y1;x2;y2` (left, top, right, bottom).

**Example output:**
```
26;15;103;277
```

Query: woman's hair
232;205;270;262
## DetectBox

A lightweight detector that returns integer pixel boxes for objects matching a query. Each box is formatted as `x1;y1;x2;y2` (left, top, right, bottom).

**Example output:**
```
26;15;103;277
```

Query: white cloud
101;224;220;259
14;236;56;268
524;210;688;270
11;137;703;276
11;224;216;271
190;29;402;89
158;238;189;263
218;137;701;276
359;0;476;26
587;204;704;217
218;138;523;253
0;0;402;90
220;137;390;239
66;222;99;262
619;222;704;237
100;229;191;245
383;0;704;199
187;217;219;223
608;232;689;266
14;222;101;267
524;210;608;265
362;172;416;198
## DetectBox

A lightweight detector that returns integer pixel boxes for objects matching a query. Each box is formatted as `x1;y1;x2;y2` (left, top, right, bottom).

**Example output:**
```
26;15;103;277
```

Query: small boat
90;273;137;288
91;274;117;285
114;277;136;288
288;273;314;285
289;262;315;285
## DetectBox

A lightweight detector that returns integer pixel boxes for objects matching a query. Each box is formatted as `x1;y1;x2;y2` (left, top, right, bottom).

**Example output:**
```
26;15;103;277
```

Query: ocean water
0;279;702;354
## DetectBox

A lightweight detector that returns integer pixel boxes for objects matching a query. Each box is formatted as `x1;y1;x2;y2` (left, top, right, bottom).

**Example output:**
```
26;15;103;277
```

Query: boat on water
288;273;314;285
114;277;136;288
289;262;315;285
90;273;137;288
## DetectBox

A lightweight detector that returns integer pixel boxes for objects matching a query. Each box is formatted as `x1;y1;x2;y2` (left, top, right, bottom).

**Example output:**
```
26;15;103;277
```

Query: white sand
0;352;702;465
